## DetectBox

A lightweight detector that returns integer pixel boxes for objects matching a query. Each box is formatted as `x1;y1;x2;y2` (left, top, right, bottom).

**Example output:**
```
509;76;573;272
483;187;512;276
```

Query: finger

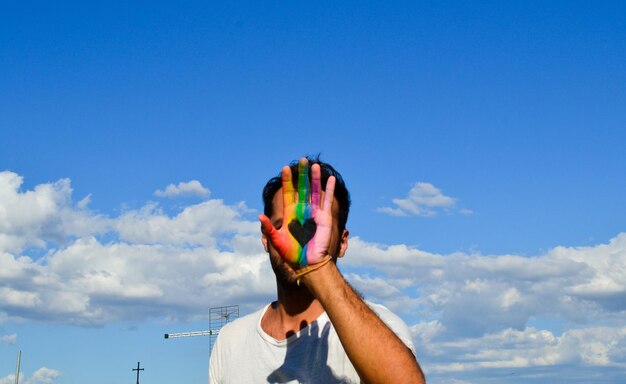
322;175;336;212
296;158;310;218
310;163;321;214
259;214;275;236
281;165;295;212
259;214;283;246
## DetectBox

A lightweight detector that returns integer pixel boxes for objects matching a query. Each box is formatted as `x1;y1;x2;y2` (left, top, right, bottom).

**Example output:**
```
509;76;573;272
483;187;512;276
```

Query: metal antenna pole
209;305;239;352
164;329;218;338
164;305;239;353
15;351;21;384
132;362;144;384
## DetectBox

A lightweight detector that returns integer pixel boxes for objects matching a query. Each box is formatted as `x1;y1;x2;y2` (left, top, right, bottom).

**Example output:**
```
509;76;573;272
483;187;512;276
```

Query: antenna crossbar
164;330;219;339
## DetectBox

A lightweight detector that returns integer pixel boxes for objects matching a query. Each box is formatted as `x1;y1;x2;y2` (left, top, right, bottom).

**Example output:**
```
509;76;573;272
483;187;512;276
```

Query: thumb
259;214;283;246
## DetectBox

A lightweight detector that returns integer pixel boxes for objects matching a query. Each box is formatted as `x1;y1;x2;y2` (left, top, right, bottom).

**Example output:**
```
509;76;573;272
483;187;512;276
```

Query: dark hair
262;156;351;233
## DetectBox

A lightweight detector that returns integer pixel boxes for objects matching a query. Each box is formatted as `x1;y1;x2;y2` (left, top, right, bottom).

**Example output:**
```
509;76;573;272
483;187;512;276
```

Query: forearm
302;262;425;384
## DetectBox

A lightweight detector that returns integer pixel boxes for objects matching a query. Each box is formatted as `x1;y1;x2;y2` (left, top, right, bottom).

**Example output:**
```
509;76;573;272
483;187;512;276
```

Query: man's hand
259;158;336;267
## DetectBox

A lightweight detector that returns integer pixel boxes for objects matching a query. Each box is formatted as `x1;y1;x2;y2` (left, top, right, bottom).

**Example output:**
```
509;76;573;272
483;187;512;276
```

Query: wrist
300;258;348;306
296;255;333;286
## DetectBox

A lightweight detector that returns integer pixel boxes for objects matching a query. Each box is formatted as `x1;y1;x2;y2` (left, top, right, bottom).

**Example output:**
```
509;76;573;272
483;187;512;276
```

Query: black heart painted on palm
288;219;317;247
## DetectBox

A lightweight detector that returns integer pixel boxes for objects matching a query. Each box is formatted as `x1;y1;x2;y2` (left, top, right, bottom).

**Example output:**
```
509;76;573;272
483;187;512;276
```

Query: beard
266;239;342;292
269;253;302;289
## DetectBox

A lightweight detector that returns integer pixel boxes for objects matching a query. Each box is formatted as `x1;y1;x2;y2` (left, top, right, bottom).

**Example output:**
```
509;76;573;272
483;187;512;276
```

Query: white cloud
0;230;270;325
0;368;62;384
0;171;109;254
345;235;626;332
342;234;626;375
115;200;257;245
424;325;626;373
25;368;61;384
154;180;210;198
378;182;468;217
2;171;626;379
0;172;268;325
0;333;16;345
411;320;445;344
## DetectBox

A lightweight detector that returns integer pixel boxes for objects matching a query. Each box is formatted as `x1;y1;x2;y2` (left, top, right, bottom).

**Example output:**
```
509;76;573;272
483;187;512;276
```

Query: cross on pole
132;362;144;384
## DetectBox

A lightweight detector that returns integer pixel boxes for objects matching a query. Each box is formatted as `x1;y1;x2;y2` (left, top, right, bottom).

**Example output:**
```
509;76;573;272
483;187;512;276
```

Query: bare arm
259;158;425;383
302;262;425;384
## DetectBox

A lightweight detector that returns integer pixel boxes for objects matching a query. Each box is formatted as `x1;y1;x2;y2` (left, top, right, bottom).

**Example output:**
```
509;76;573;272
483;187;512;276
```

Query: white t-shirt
209;302;415;384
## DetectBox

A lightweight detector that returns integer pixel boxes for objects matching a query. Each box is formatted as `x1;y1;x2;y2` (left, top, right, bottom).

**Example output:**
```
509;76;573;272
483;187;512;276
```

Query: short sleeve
366;301;416;357
208;334;222;384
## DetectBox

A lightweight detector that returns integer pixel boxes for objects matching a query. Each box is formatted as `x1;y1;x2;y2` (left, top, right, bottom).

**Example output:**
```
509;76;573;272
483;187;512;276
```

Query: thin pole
132;362;144;384
15;351;21;384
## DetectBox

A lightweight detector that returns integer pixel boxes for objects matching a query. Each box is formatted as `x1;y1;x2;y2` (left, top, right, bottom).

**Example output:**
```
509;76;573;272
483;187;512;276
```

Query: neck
261;280;325;340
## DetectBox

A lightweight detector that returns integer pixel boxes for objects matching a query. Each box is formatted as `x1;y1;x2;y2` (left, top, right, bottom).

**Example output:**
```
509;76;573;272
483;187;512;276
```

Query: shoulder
209;305;269;383
218;305;267;340
365;301;405;325
365;301;416;356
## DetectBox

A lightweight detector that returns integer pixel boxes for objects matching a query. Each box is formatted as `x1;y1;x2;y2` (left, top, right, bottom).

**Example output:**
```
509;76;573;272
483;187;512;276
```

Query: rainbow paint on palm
286;160;316;265
259;157;336;270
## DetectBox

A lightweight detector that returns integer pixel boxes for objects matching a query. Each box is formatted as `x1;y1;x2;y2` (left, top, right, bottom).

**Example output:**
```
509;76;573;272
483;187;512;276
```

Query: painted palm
260;158;336;267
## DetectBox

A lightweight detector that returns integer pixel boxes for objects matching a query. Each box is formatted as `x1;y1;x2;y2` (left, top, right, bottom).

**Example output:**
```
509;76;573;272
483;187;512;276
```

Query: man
209;157;425;383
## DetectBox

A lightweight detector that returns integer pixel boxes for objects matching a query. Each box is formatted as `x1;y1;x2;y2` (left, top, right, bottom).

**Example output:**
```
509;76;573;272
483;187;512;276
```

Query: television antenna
164;305;239;351
132;362;144;384
15;351;21;384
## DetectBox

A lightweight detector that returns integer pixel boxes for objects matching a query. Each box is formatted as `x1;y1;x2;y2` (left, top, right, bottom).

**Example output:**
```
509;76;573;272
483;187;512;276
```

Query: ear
336;229;349;258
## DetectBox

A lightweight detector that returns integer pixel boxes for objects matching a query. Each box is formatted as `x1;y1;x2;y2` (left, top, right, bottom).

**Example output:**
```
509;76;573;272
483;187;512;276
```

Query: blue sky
1;1;625;383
